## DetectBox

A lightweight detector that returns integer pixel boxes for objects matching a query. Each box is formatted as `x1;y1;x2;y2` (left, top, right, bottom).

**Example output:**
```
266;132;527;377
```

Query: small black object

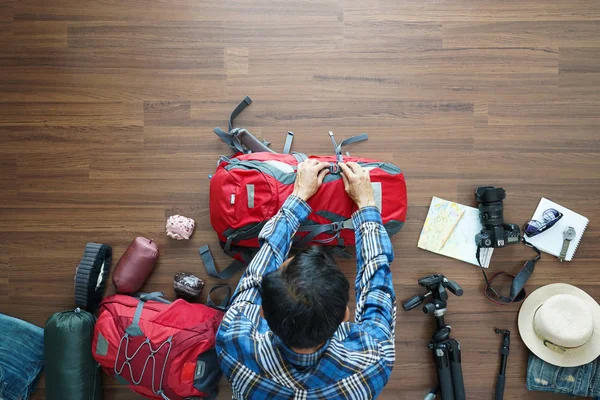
174;272;205;301
474;186;542;304
74;242;112;313
403;275;466;400
523;208;563;238
475;186;521;249
494;329;511;400
424;387;439;400
328;162;341;175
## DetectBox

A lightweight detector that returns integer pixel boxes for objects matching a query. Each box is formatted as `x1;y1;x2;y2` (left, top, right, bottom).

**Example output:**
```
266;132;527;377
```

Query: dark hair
261;247;349;349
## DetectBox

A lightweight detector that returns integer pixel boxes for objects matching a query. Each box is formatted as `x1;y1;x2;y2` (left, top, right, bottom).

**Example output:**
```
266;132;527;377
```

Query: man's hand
292;159;330;201
339;162;376;209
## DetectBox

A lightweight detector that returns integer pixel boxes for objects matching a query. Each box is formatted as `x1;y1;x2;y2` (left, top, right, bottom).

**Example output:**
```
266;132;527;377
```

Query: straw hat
518;283;600;367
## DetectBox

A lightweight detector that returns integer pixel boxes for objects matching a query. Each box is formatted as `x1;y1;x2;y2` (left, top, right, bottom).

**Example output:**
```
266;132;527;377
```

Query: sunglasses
524;208;563;238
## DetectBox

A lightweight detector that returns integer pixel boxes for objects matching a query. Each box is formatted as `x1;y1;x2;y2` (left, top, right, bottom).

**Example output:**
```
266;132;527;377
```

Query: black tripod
403;275;466;400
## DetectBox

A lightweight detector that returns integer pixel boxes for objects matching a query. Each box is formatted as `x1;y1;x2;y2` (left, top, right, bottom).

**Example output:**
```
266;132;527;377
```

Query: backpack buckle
331;221;344;232
329;162;341;175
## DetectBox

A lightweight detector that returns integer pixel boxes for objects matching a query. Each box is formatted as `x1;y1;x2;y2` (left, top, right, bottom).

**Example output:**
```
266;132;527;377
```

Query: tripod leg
433;343;455;400
448;339;466;400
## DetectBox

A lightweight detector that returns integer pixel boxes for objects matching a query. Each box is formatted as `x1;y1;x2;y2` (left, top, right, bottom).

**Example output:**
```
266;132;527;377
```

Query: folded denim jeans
527;352;600;399
0;313;44;400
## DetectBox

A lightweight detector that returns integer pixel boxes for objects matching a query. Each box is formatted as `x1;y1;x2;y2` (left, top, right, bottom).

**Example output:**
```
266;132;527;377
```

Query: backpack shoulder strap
228;96;252;131
214;96;253;153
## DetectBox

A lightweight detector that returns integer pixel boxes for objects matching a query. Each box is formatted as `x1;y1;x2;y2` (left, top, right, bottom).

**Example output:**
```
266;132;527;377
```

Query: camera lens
475;186;511;249
475;186;505;203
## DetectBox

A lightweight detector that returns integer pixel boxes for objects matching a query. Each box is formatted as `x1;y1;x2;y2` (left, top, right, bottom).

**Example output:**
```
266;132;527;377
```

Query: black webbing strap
283;131;294;154
206;284;232;311
199;245;247;280
214;96;253;153
294;222;344;248
477;237;541;304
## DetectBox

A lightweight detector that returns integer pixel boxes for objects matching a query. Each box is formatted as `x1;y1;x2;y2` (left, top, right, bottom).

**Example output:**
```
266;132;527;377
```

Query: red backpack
200;97;407;279
92;292;225;399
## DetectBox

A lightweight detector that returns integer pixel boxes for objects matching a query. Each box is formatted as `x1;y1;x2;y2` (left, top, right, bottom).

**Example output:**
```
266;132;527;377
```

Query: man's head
261;247;350;349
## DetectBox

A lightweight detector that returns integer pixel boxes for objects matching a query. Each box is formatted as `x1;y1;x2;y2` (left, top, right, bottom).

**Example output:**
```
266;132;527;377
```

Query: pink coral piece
166;215;195;240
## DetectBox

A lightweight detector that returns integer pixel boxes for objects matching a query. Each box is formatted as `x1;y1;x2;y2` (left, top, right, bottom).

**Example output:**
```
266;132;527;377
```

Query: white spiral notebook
525;198;589;261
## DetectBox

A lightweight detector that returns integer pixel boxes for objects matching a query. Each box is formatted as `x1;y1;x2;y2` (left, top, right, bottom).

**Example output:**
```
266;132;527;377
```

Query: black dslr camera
475;186;521;248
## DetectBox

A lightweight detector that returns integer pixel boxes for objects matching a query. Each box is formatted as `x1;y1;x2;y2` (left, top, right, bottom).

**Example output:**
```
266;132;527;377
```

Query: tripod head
402;274;463;314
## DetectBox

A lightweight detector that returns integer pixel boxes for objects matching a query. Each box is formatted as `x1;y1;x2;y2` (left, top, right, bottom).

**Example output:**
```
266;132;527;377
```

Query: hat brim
518;283;600;367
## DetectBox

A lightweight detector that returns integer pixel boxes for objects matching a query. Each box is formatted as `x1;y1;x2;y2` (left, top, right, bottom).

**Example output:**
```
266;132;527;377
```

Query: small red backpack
200;97;407;279
92;293;224;399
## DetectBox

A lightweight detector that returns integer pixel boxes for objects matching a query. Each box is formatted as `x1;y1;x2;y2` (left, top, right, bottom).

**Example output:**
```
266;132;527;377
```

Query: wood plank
15;0;341;23
0;70;225;102
444;21;600;49
558;21;600;47
17;179;206;206
489;101;600;125
0;125;144;154
443;21;557;49
475;125;600;153
89;151;216;180
369;0;600;22
0;0;13;24
10;21;67;48
67;22;343;48
144;100;191;126
344;21;442;51
0;102;143;126
16;150;89;179
0;255;8;308
0;155;17;204
559;47;600;100
0;207;166;232
0;47;224;70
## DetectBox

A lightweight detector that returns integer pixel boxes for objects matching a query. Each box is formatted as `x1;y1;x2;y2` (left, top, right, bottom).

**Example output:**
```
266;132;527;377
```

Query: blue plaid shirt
216;195;396;399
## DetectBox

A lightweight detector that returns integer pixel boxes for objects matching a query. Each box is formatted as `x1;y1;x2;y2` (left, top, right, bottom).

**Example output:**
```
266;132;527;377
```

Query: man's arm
353;207;396;340
339;162;396;343
229;195;311;306
229;159;330;307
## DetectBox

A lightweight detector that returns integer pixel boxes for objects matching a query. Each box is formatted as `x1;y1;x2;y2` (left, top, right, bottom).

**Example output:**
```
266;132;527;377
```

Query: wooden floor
1;0;600;398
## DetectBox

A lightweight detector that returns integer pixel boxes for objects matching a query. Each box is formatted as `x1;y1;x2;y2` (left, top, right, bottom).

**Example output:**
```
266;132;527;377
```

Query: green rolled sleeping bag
44;308;102;400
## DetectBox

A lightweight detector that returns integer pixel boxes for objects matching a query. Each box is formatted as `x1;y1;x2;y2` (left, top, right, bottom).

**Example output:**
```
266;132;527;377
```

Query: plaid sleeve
352;206;396;347
229;195;311;307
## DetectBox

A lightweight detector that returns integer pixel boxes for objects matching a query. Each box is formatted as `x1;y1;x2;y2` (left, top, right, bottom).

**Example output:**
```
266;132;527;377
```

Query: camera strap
476;238;541;304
